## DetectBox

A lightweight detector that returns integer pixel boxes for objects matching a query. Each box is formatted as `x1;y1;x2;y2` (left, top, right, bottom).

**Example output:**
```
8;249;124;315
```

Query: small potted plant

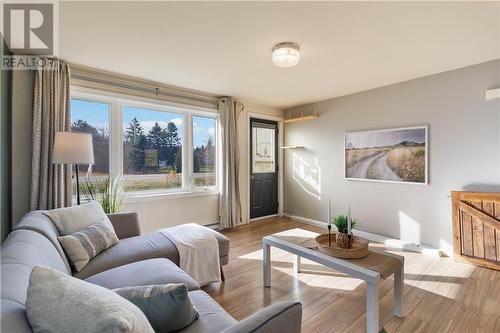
331;215;357;249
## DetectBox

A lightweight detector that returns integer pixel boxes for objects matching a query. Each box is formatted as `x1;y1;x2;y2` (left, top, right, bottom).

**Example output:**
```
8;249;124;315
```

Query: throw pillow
44;201;114;235
58;220;119;271
26;266;154;333
114;284;199;333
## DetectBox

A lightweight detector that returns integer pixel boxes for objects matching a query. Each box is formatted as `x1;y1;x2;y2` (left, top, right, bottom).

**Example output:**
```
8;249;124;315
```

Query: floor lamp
52;132;94;205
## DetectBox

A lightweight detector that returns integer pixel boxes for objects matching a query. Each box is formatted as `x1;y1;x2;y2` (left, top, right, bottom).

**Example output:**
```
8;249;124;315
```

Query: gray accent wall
284;60;500;252
11;70;33;226
1;37;12;242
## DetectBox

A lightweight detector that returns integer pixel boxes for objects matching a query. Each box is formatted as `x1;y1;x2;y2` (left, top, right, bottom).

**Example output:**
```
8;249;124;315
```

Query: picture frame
344;125;428;185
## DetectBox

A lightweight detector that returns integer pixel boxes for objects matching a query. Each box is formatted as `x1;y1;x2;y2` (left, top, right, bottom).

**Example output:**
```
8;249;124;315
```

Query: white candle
327;199;331;225
348;205;352;235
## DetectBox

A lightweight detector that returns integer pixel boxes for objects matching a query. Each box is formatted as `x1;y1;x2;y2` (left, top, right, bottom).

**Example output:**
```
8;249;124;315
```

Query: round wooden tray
315;233;369;259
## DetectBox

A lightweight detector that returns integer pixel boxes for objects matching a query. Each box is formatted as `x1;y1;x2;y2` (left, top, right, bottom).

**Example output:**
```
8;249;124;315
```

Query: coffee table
262;229;404;333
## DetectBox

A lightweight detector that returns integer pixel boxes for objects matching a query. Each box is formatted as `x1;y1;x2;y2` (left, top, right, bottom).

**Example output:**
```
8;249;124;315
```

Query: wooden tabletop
270;228;404;279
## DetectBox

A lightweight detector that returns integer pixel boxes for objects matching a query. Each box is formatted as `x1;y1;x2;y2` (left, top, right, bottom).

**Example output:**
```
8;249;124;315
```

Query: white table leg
263;242;271;288
293;255;301;273
366;282;380;333
394;266;404;318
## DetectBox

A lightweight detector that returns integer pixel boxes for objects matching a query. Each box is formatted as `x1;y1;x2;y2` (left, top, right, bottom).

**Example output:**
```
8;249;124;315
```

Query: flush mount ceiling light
272;42;300;68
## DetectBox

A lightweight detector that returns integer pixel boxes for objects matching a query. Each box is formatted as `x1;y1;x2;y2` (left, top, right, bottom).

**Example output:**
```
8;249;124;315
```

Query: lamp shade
52;132;94;164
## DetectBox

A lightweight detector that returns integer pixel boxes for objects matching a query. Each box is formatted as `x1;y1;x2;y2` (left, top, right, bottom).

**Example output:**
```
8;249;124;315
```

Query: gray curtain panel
30;59;72;210
218;97;241;229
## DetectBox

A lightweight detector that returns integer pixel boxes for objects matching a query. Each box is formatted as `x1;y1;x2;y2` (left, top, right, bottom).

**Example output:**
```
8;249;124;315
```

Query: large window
192;116;216;187
123;106;183;192
70;92;218;196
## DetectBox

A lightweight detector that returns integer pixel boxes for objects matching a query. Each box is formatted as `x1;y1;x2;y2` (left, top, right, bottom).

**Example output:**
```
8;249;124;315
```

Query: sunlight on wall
292;152;321;200
398;211;421;245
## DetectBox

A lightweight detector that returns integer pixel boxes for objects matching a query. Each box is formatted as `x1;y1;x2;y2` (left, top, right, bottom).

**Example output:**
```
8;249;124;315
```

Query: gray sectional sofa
1;210;302;333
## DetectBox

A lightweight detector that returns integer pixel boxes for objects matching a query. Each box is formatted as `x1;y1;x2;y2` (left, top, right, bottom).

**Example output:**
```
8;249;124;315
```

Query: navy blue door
250;118;278;219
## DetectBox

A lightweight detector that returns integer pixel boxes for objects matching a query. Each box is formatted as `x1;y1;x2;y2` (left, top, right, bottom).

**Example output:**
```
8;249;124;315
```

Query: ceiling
59;2;500;109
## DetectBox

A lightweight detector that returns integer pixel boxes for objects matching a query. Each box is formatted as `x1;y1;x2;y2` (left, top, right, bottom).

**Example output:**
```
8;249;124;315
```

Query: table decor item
327;199;332;246
331;214;357;249
315;233;369;259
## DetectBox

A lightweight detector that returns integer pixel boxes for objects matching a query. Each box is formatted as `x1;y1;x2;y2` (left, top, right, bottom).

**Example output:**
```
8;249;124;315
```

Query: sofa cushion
58;220;119;272
44;201;114;235
1;230;70;306
107;212;141;239
74;232;179;279
114;284;199;333
26;266;154;333
84;258;200;291
0;299;32;333
1;230;78;333
13;210;71;272
220;301;303;333
182;291;237;333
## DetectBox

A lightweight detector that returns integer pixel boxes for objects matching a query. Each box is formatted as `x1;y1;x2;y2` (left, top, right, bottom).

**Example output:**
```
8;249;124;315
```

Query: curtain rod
69;63;221;108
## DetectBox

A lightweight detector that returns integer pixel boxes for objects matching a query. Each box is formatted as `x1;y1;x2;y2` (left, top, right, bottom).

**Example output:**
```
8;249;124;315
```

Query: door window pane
122;106;183;192
70;99;110;176
252;126;275;173
192;116;216;187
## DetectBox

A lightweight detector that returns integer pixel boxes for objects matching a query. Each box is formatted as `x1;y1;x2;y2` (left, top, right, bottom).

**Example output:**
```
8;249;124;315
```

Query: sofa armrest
220;301;302;333
107;212;141;239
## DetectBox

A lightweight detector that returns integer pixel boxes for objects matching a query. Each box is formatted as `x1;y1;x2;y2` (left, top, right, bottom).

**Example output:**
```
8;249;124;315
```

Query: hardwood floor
203;217;500;333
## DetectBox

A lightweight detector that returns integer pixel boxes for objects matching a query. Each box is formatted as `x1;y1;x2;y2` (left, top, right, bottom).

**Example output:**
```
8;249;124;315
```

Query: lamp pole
75;164;81;205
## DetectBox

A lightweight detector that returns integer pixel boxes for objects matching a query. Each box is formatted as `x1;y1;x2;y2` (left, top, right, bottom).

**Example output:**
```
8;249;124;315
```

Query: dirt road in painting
347;151;401;181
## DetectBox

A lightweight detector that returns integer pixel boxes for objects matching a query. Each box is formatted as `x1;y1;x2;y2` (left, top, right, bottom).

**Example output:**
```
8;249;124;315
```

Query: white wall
124;100;283;232
283;60;500;254
124;193;219;234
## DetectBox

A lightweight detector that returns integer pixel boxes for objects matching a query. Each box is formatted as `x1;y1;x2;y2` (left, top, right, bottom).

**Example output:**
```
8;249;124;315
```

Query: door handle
250;175;255;180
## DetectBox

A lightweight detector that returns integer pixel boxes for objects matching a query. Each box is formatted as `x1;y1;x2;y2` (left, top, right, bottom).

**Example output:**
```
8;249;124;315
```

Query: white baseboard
284;213;448;257
204;222;220;231
249;214;280;222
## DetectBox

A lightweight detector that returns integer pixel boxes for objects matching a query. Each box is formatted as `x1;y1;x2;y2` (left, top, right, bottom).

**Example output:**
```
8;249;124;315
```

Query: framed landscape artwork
345;126;428;184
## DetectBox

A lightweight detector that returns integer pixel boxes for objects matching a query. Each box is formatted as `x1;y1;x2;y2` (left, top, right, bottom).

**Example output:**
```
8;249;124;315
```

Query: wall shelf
281;145;305;149
283;115;319;123
283;108;319;124
485;88;500;101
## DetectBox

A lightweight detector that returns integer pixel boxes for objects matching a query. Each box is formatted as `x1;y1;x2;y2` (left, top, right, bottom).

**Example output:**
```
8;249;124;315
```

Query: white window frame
190;112;219;192
70;86;219;200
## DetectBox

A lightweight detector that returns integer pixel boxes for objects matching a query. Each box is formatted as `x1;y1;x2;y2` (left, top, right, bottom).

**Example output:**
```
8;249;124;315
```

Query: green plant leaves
80;176;126;213
331;214;357;233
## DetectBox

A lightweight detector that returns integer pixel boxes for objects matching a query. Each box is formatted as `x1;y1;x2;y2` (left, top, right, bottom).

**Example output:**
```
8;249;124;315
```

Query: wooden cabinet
452;191;500;270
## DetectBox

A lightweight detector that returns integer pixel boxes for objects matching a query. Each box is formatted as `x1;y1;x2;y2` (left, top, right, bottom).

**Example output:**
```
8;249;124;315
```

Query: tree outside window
192;116;216;187
70;99;110;176
122;106;183;192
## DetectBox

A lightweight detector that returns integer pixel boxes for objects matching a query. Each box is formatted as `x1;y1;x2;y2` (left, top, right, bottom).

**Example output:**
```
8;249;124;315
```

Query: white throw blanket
159;223;221;286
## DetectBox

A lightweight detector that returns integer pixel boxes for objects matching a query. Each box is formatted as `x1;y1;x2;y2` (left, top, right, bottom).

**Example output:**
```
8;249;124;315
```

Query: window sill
125;189;219;203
